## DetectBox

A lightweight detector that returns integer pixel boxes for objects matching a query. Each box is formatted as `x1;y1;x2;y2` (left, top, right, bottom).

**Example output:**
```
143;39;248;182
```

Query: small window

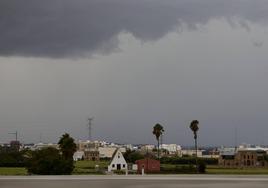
118;155;120;158
112;164;115;168
123;164;126;168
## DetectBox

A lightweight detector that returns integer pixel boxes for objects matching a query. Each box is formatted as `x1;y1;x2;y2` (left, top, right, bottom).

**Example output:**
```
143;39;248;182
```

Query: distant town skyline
1;0;268;146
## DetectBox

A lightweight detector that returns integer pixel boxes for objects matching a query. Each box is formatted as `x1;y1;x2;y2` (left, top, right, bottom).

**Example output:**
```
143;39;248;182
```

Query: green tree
26;147;74;175
124;149;144;163
0;147;29;167
189;120;199;172
58;133;77;160
26;133;77;175
153;123;164;159
197;159;206;173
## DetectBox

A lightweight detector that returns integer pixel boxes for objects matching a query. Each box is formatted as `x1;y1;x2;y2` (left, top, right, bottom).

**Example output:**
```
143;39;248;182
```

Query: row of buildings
218;144;268;168
0;139;201;159
2;139;268;170
72;140;207;161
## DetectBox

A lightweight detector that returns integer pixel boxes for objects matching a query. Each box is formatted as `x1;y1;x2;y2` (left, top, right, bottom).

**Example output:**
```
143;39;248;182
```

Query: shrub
0;151;26;167
159;164;196;174
26;147;74;175
160;156;217;165
113;170;126;175
197;160;207;173
124;150;144;163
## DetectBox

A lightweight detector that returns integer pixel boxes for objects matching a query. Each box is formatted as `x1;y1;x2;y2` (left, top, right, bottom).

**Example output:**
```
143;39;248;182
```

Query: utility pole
160;134;163;156
235;127;238;152
39;133;43;143
87;117;94;141
8;131;18;141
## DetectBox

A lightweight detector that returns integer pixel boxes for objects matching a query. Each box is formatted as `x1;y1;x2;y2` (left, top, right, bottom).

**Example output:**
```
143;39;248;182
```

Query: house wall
77;141;101;151
73;151;85;161
219;150;268;168
84;150;100;161
108;150;127;172
181;150;203;157
136;159;160;174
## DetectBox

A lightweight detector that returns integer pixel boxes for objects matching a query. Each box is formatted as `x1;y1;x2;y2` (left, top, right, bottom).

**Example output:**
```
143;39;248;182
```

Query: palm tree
190;120;199;172
153;123;164;159
58;133;77;161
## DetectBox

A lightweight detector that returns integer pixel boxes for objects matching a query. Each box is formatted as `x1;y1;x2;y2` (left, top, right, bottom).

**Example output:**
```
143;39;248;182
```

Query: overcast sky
1;0;268;146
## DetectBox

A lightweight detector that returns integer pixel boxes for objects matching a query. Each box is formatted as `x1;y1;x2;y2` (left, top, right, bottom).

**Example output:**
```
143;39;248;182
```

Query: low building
108;149;128;172
136;158;160;174
31;143;59;151
140;145;155;152
73;151;85;161
99;147;126;159
160;144;182;156
10;141;20;152
219;149;268;168
181;149;203;157
77;140;102;151
0;142;21;152
84;150;100;161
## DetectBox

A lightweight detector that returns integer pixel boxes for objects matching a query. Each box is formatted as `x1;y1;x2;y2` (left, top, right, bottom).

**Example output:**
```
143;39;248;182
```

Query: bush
26;147;74;175
124;150;144;163
197;160;207;173
160;156;217;165
0;151;26;167
113;170;126;175
159;164;196;174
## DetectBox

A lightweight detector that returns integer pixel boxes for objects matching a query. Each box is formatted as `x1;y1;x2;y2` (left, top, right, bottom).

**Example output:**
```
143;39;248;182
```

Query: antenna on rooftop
234;126;238;151
87;117;94;141
39;133;43;143
8;131;18;141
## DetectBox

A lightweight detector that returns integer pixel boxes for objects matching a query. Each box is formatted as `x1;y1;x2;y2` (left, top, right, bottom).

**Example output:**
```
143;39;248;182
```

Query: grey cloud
1;0;268;58
253;41;264;48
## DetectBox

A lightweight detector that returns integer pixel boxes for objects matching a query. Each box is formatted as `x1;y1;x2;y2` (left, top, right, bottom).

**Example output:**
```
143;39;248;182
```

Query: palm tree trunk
157;139;160;159
195;137;198;173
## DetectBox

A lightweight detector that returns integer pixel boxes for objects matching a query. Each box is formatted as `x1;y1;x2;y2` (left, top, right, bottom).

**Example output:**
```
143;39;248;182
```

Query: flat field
0;168;27;175
72;160;109;175
1;162;268;175
207;165;268;174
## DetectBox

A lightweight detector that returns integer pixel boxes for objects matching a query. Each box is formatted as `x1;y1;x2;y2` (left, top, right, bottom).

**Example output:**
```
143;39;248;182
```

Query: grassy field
0;161;110;175
160;164;268;174
0;167;27;175
72;160;109;175
206;165;268;174
1;162;268;175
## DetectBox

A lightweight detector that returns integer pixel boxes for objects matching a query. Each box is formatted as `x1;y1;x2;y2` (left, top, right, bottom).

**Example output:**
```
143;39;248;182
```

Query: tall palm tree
190;120;199;172
58;133;77;161
153;123;164;159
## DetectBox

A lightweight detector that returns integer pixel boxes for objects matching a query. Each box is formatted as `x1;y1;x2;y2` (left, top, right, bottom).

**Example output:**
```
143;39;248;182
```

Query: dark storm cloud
0;0;268;58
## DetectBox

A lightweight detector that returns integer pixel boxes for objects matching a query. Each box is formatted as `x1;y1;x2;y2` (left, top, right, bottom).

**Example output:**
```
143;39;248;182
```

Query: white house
73;151;85;161
108;149;128;172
